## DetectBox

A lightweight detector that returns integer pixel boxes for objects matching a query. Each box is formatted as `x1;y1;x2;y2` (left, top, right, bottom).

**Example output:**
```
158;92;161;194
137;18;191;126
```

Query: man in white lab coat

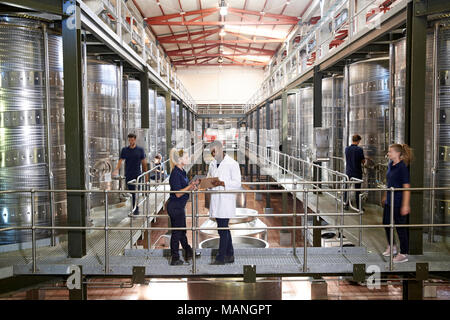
207;140;242;265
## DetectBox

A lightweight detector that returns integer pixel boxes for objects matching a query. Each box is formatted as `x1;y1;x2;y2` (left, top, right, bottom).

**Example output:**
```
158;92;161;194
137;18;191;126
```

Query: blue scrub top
169;166;189;208
345;144;365;178
385;160;410;207
120;146;146;180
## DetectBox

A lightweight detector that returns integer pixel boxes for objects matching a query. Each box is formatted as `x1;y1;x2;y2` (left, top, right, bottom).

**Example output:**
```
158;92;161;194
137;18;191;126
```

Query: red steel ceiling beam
145;8;299;25
157;28;220;42
169;52;270;57
222;43;275;55
160;39;284;44
242;0;269;64
174;62;267;66
231;0;248;60
166;44;220;55
227;7;298;22
146;8;218;23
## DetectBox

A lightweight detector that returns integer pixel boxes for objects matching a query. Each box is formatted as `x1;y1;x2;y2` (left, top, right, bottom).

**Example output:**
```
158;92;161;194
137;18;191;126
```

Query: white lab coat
207;154;242;219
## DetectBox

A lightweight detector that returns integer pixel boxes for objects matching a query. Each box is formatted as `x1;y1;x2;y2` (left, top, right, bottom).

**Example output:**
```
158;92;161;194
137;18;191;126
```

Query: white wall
176;66;265;105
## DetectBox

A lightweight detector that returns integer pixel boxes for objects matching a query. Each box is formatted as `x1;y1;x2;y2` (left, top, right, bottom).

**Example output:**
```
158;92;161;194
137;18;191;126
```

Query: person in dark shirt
344;134;366;210
150;154;165;182
167;148;199;265
113;133;148;215
381;144;413;263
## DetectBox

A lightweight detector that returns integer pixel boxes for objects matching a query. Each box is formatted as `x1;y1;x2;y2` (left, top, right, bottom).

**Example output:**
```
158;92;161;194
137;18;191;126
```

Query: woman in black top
381;144;413;263
167;148;199;265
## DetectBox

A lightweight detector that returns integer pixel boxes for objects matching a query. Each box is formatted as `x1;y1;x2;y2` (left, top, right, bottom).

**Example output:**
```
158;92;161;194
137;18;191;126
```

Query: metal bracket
353;264;366;282
132;266;146;284
416;262;429;281
243;265;256;283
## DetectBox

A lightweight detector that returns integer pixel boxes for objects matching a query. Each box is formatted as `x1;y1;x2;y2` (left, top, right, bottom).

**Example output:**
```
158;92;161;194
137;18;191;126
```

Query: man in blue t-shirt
344;134;365;210
113;133;148;215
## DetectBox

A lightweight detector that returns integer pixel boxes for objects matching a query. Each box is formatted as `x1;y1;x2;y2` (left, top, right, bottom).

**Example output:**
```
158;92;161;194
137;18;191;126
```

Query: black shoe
344;205;349;211
224;256;235;263
211;259;225;265
170;259;183;266
184;248;193;261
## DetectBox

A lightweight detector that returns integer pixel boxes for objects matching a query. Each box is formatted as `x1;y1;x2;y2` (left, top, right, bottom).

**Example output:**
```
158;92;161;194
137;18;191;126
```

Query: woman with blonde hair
381;144;413;263
167;148;199;265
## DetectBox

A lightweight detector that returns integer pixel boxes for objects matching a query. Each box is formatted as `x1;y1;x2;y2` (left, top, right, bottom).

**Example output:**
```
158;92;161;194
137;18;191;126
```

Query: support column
186;108;191;132
310;276;328;300
313;66;323;193
26;288;45;300
165;90;172;172
139;67;149;129
265;100;271;210
179;103;184;129
405;1;427;255
63;0;86;258
403;279;423;300
280;91;290;246
202;118;206;174
255;107;262;200
313;67;323;247
245;114;249;178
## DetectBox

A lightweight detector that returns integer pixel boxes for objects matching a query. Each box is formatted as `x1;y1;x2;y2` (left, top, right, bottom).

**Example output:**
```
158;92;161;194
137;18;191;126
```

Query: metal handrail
2;185;450;275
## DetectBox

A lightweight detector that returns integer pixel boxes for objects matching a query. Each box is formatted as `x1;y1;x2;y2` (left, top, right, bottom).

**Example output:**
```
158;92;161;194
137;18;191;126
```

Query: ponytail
401;144;413;166
389;143;413;166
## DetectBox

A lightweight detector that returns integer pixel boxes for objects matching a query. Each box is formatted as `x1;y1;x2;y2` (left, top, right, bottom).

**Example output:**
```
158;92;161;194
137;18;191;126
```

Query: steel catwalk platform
248;157;449;256
4;247;450;277
0;181;170;279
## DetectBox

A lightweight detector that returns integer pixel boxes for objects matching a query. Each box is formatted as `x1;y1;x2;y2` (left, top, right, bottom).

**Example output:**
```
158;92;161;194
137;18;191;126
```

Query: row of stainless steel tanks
247;19;450;240
0;15;193;246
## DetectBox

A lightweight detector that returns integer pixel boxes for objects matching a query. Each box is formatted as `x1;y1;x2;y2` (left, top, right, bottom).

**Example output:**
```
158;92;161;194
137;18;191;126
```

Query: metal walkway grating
8;247;450;277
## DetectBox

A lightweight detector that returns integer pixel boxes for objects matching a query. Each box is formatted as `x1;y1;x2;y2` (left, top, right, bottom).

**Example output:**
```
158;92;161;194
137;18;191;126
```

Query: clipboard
198;177;220;189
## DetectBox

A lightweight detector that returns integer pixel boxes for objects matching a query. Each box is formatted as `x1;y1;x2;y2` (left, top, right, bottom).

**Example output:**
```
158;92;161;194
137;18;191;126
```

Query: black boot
184;247;193;261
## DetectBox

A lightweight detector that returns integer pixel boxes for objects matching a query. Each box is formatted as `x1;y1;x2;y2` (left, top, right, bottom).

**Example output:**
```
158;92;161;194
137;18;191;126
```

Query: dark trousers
216;218;234;261
127;180;139;215
167;201;191;260
344;178;361;208
383;205;409;254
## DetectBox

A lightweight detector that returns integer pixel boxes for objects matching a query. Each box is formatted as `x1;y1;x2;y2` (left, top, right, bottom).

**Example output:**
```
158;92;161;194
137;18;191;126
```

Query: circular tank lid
199;236;269;249
349;56;389;66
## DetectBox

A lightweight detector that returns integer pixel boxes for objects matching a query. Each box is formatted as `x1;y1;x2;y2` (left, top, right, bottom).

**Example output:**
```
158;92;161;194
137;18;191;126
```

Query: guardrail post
389;187;395;271
104;191;109;274
292;183;297;255
339;179;344;252
303;190;308;272
191;190;196;274
31;190;37;273
359;193;363;246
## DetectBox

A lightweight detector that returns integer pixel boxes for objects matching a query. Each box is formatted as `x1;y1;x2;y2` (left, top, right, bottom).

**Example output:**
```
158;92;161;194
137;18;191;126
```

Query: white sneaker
393;254;408;263
382;245;397;257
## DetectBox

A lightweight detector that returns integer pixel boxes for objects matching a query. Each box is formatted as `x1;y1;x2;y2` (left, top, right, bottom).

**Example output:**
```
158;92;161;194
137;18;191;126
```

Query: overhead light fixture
219;27;226;37
218;56;224;63
156;0;161;5
286;1;291;4
260;11;265;15
219;0;228;16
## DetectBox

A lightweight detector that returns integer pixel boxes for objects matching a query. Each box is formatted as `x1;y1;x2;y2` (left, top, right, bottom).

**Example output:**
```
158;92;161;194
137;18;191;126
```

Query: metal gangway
0;143;449;283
